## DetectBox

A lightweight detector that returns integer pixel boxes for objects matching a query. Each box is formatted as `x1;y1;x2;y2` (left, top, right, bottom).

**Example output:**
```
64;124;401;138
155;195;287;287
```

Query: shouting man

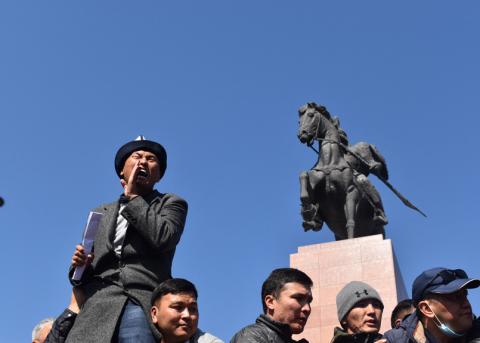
67;136;188;342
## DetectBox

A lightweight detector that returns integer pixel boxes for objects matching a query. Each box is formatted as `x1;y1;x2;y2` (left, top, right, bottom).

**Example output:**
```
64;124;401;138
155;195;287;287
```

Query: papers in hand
72;211;104;281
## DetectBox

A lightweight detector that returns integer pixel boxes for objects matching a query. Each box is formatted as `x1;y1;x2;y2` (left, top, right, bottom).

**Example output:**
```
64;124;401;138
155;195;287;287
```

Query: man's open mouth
137;169;149;178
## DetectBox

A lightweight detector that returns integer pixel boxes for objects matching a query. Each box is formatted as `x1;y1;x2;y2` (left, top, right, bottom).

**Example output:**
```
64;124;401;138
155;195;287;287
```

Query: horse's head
297;102;332;145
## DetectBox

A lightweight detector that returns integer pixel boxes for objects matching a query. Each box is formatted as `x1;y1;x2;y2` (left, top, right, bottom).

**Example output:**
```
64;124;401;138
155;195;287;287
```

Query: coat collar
119;189;163;204
104;190;164;248
399;312;440;343
330;327;382;343
257;314;293;340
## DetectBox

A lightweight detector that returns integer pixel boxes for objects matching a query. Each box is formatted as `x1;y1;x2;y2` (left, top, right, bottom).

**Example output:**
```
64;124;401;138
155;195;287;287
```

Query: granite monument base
290;234;407;343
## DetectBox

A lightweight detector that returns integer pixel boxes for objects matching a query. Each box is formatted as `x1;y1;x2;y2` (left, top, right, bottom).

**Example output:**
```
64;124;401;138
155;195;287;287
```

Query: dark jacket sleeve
121;194;188;251
44;309;77;343
68;263;95;286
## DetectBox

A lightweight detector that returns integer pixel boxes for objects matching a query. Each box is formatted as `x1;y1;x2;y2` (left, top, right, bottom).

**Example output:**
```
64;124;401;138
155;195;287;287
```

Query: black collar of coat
257;314;293;340
331;327;383;343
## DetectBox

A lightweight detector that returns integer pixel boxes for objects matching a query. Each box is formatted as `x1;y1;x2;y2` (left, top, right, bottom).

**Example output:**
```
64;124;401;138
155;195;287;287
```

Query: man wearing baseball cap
331;281;385;343
384;267;480;343
66;136;188;343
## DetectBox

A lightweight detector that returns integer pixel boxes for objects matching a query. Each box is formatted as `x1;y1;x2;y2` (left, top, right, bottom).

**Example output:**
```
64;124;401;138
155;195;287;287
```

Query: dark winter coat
384;312;480;343
330;327;383;343
65;191;188;343
45;309;77;343
230;314;308;343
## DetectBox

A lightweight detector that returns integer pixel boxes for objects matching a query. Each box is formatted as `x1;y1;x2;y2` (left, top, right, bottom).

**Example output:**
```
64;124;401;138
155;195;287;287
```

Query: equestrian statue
297;102;425;240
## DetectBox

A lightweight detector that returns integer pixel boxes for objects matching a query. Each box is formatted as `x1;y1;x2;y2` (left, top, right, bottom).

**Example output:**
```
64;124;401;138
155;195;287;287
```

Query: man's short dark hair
391;299;414;328
151;278;198;306
261;268;313;313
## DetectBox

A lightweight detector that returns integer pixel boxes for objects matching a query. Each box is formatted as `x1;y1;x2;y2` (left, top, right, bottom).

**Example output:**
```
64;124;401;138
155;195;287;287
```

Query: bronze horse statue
297;103;425;240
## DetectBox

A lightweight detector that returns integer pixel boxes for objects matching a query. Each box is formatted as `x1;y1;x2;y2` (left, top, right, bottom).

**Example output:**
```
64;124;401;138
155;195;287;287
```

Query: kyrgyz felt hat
114;136;167;179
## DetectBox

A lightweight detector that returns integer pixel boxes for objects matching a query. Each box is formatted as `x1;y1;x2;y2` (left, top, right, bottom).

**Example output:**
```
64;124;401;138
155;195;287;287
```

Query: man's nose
180;308;193;319
302;302;311;314
365;304;375;314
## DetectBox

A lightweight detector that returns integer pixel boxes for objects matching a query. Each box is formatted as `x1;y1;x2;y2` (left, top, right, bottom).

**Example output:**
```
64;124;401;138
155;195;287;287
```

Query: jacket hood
385;312;438;343
398;312;419;337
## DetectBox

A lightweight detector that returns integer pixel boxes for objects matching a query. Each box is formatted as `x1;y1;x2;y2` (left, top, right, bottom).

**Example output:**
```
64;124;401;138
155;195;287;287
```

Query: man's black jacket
230;314;308;343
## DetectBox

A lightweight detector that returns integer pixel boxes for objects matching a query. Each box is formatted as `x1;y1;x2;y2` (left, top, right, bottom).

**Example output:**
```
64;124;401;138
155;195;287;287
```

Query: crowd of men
32;137;480;343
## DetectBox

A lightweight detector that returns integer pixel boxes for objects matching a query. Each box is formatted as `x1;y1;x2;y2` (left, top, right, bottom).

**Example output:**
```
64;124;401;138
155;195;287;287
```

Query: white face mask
427;304;465;338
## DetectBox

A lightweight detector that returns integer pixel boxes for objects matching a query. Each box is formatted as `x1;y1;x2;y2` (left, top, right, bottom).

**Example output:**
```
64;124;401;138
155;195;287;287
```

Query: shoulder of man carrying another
466;317;480;343
191;329;224;343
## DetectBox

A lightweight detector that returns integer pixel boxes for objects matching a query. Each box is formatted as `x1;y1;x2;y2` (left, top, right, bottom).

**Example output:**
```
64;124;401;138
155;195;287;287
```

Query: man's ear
265;294;276;312
151;306;159;324
394;318;402;328
418;300;435;319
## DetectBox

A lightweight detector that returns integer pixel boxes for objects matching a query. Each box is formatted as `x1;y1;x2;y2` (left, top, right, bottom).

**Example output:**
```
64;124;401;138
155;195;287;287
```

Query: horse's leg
300;171;311;205
300;171;315;231
331;168;357;239
344;185;359;238
300;171;323;231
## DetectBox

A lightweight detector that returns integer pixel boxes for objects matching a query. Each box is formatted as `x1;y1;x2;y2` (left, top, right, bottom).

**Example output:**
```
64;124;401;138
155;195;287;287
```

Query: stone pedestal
290;234;407;343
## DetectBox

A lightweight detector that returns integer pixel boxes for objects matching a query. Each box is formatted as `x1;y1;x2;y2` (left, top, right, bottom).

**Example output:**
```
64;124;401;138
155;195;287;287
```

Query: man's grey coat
65;191;188;343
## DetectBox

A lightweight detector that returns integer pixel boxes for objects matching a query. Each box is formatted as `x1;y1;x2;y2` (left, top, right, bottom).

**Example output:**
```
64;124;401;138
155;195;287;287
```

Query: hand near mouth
121;162;145;199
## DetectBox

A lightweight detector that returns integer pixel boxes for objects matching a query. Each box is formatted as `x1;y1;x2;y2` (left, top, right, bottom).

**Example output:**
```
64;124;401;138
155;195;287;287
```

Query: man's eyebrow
292;292;311;298
291;292;313;303
170;300;198;305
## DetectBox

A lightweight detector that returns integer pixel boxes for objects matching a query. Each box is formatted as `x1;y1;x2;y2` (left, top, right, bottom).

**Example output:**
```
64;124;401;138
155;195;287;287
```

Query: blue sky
1;1;479;342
